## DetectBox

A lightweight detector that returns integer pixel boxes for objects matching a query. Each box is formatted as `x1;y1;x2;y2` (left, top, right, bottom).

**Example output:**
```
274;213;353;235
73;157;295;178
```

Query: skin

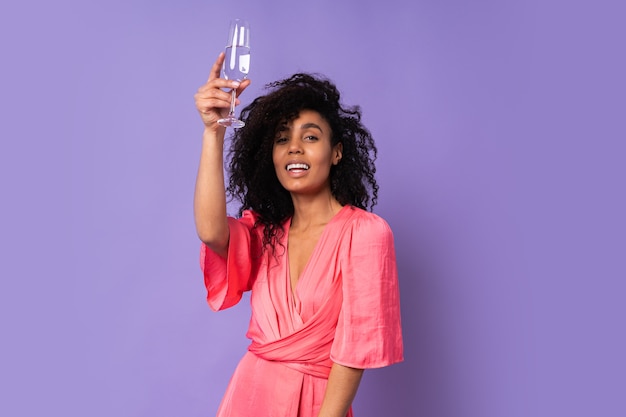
272;110;343;293
194;53;364;417
193;52;250;258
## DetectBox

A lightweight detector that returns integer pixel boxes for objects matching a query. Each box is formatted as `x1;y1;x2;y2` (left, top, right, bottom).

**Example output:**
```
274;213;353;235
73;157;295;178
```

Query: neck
290;192;344;230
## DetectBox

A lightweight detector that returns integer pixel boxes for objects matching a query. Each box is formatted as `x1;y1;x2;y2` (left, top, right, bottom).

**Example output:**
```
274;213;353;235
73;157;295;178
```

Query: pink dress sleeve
200;210;262;311
330;213;404;369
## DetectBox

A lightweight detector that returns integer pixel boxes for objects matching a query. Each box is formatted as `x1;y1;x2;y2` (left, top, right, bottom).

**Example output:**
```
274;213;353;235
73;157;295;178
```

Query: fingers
194;89;232;114
195;96;230;111
195;52;252;119
235;79;251;97
207;52;225;82
195;81;236;100
206;53;237;88
196;76;250;105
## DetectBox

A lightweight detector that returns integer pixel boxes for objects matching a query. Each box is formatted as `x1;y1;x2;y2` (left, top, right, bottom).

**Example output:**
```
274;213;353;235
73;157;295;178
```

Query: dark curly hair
226;73;378;250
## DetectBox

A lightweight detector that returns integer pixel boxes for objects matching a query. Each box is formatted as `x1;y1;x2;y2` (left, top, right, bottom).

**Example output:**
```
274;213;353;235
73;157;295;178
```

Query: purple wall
2;0;625;416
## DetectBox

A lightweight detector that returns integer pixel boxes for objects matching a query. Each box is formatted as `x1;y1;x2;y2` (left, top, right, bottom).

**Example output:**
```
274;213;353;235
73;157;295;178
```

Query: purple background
1;0;625;416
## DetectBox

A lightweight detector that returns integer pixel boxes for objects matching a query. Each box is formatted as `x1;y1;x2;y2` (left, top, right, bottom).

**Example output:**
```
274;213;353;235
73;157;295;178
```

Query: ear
332;142;343;165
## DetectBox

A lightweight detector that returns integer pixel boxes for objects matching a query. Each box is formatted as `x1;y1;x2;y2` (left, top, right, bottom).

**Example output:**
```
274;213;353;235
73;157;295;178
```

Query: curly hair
226;73;378;250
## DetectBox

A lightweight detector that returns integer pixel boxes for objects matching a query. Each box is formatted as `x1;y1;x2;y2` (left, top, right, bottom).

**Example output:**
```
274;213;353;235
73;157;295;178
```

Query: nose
287;136;303;154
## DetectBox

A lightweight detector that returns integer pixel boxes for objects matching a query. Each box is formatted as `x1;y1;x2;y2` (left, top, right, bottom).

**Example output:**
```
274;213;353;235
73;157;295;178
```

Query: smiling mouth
286;163;310;171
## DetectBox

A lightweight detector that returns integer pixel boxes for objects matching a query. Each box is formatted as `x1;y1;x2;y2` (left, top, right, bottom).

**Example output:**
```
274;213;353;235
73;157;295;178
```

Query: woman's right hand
194;52;251;132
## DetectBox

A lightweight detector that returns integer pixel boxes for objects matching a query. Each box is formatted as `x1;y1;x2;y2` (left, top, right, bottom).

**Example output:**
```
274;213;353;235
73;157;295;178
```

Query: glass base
217;116;245;129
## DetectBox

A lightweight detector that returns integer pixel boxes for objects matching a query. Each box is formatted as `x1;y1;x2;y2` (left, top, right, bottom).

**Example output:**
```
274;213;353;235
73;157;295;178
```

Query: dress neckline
285;205;352;302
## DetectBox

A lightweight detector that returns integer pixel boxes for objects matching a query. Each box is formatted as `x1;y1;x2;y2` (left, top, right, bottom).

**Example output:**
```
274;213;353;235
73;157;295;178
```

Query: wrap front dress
200;205;403;417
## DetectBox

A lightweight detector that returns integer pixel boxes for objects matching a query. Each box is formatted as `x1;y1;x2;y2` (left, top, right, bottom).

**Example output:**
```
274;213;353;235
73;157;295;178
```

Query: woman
193;52;403;417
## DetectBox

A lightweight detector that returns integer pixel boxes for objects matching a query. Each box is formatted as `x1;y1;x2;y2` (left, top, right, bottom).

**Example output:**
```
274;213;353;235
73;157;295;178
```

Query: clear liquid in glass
223;46;250;81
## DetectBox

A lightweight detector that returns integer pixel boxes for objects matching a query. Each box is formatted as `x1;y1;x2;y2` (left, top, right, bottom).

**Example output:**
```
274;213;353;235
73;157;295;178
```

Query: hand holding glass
218;19;250;129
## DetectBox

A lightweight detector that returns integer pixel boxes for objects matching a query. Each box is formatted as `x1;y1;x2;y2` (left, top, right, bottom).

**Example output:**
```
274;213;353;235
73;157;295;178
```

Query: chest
249;219;348;323
287;228;325;293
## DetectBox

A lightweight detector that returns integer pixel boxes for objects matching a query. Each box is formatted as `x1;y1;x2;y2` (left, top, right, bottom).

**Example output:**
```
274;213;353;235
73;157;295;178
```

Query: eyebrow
299;122;324;133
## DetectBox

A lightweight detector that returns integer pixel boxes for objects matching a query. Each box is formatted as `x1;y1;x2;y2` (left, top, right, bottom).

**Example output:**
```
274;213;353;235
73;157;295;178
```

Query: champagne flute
218;19;250;128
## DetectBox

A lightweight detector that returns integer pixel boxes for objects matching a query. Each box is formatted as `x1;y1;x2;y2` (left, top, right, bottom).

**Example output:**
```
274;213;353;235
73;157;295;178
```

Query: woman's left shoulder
345;206;394;238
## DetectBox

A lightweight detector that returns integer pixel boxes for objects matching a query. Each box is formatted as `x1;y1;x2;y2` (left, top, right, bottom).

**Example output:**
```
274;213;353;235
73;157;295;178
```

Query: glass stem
229;89;237;117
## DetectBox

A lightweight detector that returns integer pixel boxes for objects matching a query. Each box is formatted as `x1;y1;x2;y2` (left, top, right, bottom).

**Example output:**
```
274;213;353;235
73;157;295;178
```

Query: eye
274;137;288;144
303;135;318;142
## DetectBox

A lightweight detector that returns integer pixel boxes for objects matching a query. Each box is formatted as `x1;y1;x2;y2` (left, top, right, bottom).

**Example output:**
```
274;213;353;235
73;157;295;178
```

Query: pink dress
200;205;403;417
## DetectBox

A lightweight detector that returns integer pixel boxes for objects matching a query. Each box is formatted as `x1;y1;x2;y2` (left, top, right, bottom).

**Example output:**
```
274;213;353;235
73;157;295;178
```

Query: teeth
287;163;309;171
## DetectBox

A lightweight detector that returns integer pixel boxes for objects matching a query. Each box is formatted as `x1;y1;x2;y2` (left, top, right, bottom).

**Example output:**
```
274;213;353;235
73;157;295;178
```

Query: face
272;109;343;198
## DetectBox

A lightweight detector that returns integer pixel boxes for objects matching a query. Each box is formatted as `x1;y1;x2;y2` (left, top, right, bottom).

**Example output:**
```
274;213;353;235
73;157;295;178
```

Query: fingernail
232;81;240;88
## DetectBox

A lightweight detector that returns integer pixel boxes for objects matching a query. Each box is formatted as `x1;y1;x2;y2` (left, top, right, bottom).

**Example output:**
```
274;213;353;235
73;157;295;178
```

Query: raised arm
193;52;251;257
